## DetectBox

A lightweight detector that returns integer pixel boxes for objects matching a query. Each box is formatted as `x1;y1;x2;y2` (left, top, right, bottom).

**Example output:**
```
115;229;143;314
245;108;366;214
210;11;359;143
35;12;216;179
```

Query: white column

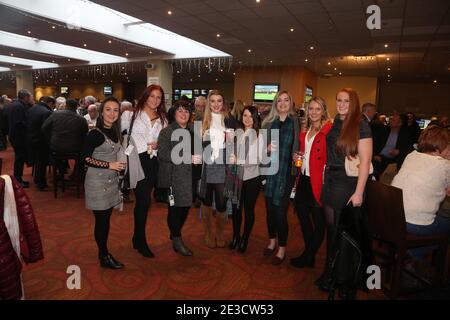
146;60;173;111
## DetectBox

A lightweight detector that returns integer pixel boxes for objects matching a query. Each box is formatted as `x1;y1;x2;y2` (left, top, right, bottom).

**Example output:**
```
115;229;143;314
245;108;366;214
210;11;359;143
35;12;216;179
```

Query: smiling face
308;100;324;125
209;94;223;113
242;109;254;130
276;92;291;115
102;101;120;128
336;91;350;117
175;106;190;127
145;89;162;111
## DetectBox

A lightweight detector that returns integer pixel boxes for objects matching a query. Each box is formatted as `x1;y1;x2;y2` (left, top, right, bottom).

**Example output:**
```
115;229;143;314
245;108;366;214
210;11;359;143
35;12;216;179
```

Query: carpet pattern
1;147;384;300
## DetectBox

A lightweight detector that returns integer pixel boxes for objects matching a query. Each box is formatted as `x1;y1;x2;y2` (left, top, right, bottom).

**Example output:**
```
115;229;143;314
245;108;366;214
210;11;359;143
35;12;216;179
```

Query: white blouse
121;110;166;154
301;128;317;177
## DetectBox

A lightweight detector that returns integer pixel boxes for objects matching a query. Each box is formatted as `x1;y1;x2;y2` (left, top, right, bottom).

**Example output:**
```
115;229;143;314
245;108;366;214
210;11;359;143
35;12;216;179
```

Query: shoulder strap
127;112;137;145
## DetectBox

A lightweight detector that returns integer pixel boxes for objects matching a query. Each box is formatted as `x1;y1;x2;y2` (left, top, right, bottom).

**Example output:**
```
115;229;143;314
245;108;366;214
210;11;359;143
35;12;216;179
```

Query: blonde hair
261;90;295;128
231;100;245;121
305;96;330;130
202;90;229;134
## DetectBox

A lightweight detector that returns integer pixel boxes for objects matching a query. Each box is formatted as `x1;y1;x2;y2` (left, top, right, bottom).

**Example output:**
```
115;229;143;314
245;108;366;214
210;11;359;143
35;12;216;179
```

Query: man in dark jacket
26;96;55;190
373;113;414;180
42;99;88;178
8;89;34;187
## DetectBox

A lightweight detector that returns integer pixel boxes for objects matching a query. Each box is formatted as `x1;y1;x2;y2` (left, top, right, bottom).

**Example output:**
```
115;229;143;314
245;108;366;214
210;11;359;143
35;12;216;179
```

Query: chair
51;152;83;198
366;180;448;299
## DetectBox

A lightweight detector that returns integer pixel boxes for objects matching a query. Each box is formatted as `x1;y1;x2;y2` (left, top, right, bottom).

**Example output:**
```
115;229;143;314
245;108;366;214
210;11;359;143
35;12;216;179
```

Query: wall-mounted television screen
103;86;113;95
201;89;208;95
305;86;313;103
416;119;431;130
61;86;69;94
193;89;200;95
174;89;180;95
180;89;193;99
253;84;279;102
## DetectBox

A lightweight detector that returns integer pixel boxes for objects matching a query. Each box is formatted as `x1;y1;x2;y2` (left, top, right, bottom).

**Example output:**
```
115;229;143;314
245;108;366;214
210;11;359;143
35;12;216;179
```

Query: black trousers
203;183;227;212
11;140;27;181
294;174;325;259
167;206;190;238
231;176;261;239
32;142;49;187
265;183;292;247
133;153;157;244
93;208;113;256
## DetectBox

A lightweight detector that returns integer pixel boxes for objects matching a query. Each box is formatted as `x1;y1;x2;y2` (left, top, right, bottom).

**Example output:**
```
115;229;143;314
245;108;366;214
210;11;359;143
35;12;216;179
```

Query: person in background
261;90;300;265
84;104;99;129
372;113;414;180
158;100;198;256
26;95;54;190
227;106;262;253
78;95;96;116
120;100;133;114
391;125;450;259
8;89;34;187
54;96;66;111
406;112;421;143
440;116;449;128
121;84;168;258
193;96;206;122
82;96;125;269
198;90;237;249
291;97;332;268
230;100;245;122
317;88;372;296
0;95;12;151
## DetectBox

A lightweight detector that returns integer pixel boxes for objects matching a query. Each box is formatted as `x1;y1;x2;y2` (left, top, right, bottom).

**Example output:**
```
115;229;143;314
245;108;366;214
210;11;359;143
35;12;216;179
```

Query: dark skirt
320;168;358;212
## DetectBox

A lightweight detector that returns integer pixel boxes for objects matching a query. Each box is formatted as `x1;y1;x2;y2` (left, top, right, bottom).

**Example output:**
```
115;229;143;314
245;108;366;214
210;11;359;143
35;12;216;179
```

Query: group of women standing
82;84;373;298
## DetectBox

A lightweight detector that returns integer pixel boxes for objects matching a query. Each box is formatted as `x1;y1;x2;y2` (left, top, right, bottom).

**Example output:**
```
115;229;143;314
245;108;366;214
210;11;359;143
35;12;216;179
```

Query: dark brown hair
418;125;450;154
336;88;362;157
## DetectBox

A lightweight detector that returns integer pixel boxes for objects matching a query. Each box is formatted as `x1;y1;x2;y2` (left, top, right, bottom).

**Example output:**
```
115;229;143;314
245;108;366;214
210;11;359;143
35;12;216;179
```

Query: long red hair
135;84;167;125
336;88;361;157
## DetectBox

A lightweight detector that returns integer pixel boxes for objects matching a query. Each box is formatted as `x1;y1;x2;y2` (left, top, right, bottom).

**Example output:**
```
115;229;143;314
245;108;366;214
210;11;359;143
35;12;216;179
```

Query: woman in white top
392;125;450;258
121;84;168;258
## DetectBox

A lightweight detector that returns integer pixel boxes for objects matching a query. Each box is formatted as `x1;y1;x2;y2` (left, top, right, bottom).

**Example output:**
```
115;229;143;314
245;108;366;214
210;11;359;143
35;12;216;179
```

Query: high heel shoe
237;237;248;253
132;237;155;258
228;235;240;250
99;254;124;269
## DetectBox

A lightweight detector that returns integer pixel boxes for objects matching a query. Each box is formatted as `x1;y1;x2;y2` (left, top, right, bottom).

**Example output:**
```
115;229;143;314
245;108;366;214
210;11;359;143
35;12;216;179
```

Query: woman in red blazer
291;97;332;268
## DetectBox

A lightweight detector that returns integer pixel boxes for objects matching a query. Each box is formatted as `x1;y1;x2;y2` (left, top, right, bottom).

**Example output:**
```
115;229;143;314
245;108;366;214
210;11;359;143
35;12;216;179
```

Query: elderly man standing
8;89;34;187
77;95;96;116
84;104;99;129
120;100;133;114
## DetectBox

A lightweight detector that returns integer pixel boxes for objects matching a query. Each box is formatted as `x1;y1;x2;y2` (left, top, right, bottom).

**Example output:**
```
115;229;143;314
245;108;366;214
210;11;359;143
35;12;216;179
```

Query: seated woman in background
391;125;450;258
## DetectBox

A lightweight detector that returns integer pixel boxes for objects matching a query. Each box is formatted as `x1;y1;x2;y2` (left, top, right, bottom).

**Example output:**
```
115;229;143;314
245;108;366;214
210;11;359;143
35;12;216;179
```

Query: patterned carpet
1;147;385;300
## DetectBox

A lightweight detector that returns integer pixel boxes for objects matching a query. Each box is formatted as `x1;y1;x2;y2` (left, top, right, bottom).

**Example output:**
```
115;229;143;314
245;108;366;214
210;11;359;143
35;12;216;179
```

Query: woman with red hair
316;88;373;294
121;84;168;258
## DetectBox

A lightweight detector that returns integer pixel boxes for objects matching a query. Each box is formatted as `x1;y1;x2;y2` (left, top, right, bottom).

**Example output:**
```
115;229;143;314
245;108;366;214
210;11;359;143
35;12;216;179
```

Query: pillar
146;60;173;111
15;70;34;96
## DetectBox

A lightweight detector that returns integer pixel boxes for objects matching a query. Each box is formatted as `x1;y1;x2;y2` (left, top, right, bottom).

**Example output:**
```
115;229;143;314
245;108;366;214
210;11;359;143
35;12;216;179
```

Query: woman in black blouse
317;88;373;293
82;97;126;269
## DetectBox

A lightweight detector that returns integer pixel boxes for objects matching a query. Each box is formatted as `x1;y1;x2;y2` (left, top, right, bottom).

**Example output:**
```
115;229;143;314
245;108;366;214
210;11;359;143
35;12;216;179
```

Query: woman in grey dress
83;97;126;269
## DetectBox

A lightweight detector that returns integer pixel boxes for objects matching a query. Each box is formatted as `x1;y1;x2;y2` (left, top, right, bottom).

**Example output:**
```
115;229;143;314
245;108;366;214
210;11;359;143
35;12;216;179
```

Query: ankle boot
215;212;227;248
237;236;248;253
229;234;240;250
172;237;193;256
202;206;216;248
132;236;155;258
316;258;334;292
99;254;124;269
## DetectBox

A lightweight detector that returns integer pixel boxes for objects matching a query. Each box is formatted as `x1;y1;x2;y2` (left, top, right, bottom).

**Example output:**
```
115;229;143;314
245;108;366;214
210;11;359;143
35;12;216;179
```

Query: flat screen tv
60;86;69;94
180;89;193;99
201;89;208;95
416;119;431;130
193;89;200;95
103;85;113;95
174;89;180;95
305;86;313;103
253;84;279;102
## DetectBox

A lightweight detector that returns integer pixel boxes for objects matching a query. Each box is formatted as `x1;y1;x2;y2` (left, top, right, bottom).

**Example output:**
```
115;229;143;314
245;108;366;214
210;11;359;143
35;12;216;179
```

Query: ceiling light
387;67;391;71
125;52;129;56
290;28;294;32
388;74;391;77
248;49;252;53
433;79;437;83
167;10;172;15
108;40;112;44
67;58;71;61
327;62;331;65
215;78;219;81
386;57;390;61
10;53;13;56
309;46;314;50
384;44;388;48
190;78;193;82
387;79;391;82
27;31;31;34
52;60;55;63
198;75;200;77
334;67;337;70
304;58;308;62
233;72;236;75
52;25;56;29
83;43;87;47
339;72;342;75
270;60;273;63
220;69;223;72
75;69;78;72
256;0;260;3
216;33;221;38
12;64;15;67
149;51;152;54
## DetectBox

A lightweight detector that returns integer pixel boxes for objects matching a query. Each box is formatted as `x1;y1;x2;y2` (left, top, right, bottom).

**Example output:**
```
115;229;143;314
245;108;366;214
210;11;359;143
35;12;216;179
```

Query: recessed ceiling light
386;57;390;61
384;44;388;48
433;79;437;83
215;78;218;81
220;69;223;72
190;78;193;82
52;60;55;63
304;58;308;62
149;51;152;54
167;10;172;15
125;52;129;56
52;25;56;29
387;67;391;71
387;79;391;82
67;58;71;61
83;43;87;47
309;46;314;50
216;33;221;38
75;69;78;72
239;61;242;64
10;53;13;56
327;62;331;65
248;49;252;53
256;0;260;3
339;72;342;75
388;74;391;77
108;40;112;44
290;28;294;32
12;64;15;67
270;60;273;63
198;75;200;77
334;67;337;70
27;31;31;34
233;72;236;75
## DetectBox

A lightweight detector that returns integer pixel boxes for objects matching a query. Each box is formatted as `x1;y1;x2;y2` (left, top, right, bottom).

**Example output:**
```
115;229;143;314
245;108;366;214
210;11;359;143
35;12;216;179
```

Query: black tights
93;208;113;256
323;204;337;261
203;183;227;212
167;206;190;238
